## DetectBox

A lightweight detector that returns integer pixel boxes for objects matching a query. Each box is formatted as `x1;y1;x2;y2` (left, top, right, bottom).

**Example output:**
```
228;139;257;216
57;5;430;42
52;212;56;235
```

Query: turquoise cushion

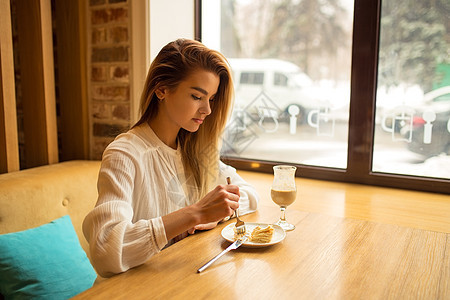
0;215;96;299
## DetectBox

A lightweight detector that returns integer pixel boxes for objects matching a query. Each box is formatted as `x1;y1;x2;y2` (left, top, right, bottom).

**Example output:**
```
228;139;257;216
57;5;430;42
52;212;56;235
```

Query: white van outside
228;58;317;123
222;58;350;155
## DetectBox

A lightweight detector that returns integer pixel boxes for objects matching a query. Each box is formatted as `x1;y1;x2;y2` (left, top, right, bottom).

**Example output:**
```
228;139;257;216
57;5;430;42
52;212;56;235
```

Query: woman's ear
155;87;167;100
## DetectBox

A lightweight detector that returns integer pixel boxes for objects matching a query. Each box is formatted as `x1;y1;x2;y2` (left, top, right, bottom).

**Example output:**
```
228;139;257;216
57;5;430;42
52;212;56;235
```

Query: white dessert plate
221;222;286;248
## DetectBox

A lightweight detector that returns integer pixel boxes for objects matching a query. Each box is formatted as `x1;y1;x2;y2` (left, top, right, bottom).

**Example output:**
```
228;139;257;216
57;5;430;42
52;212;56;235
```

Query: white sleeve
82;149;168;278
217;161;259;216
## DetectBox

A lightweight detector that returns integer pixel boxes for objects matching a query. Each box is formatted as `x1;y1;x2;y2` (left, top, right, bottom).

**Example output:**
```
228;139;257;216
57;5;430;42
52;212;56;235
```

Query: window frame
195;0;450;194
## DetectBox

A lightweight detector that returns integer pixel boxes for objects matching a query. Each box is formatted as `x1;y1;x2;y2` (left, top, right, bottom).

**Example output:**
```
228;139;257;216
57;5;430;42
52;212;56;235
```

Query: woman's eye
209;98;215;102
192;95;202;100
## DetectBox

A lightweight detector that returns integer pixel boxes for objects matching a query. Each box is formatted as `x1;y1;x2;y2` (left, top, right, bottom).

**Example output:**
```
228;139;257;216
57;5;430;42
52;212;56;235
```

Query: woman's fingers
188;221;219;235
224;184;240;198
217;184;239;202
195;221;219;231
216;185;239;211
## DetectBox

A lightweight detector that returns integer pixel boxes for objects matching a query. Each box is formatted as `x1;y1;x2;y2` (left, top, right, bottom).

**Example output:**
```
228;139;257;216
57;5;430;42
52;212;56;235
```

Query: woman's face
157;69;220;133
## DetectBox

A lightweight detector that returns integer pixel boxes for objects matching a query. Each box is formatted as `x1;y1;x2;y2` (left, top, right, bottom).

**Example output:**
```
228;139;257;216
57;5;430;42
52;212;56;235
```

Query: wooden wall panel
0;0;20;173
15;0;58;168
54;0;89;161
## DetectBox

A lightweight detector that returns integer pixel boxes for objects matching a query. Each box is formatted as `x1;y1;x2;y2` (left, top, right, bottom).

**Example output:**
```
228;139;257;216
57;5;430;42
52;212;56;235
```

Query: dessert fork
227;177;246;236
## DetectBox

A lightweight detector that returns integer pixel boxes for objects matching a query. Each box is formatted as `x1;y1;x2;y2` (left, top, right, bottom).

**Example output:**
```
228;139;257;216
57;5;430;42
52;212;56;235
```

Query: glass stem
280;206;286;222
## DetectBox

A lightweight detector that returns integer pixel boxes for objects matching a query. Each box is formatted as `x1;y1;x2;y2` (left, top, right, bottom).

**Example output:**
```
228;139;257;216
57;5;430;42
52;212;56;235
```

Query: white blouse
83;123;259;277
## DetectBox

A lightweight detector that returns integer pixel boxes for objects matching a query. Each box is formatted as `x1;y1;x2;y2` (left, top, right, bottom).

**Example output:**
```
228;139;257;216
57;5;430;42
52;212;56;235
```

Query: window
373;0;450;180
274;73;288;87
240;72;264;85
199;0;449;193
203;0;352;169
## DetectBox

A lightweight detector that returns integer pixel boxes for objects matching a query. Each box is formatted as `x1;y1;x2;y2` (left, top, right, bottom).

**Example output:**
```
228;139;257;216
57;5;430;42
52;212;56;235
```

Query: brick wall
89;0;131;159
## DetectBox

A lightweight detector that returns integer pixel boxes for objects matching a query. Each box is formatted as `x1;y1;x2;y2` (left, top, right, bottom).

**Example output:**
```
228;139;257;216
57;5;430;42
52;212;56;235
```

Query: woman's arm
83;150;162;277
83;150;241;277
83;201;164;277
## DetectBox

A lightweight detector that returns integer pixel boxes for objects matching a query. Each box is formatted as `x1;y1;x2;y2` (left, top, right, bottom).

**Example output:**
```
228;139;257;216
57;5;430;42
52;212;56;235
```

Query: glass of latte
271;165;297;231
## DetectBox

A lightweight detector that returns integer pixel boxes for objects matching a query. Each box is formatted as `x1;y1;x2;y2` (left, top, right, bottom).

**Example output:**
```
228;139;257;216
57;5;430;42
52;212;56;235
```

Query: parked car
227;58;349;126
403;86;450;157
221;58;351;155
228;58;318;123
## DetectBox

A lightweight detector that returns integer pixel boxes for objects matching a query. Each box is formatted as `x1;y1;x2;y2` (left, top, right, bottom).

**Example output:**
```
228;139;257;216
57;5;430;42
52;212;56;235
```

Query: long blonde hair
134;39;234;198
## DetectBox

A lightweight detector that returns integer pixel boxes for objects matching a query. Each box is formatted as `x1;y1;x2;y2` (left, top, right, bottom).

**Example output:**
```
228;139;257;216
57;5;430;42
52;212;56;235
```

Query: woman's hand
187;221;219;234
162;184;239;242
192;184;240;225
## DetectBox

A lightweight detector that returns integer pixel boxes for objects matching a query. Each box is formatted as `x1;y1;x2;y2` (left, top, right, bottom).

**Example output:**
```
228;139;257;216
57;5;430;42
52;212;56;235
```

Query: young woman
83;39;259;277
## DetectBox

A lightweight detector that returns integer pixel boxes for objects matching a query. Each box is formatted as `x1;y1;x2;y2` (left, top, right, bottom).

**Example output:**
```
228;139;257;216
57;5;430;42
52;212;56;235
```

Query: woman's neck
148;118;179;149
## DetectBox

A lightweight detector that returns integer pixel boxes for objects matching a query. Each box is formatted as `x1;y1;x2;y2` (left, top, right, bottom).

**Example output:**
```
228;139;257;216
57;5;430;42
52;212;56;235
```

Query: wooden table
75;172;450;299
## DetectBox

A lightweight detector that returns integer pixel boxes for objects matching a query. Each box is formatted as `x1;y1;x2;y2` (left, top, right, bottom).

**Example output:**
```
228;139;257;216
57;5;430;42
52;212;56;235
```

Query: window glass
274;73;288;87
240;72;264;85
373;0;450;179
202;0;354;169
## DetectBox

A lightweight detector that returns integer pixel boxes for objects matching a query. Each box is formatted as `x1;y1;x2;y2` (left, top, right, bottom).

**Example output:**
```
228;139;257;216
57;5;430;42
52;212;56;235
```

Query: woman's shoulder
107;125;157;150
103;125;159;158
107;132;142;152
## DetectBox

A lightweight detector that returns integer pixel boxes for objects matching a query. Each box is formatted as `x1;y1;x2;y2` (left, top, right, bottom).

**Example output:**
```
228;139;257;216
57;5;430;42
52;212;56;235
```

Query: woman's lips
193;118;204;124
